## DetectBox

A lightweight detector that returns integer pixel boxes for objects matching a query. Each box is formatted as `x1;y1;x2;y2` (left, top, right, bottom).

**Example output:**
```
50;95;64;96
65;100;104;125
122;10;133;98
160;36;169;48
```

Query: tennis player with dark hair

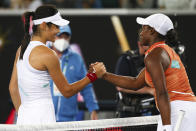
9;5;105;125
101;13;196;131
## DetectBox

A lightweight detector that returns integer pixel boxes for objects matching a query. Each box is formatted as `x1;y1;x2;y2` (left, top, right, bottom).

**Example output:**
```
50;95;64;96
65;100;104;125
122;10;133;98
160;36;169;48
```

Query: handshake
87;62;107;82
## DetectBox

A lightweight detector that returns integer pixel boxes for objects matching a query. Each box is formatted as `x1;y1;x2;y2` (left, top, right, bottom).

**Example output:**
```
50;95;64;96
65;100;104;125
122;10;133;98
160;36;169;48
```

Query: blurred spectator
45;0;76;8
137;0;157;8
158;0;196;10
101;0;120;8
119;0;137;8
28;0;43;11
0;0;10;8
10;0;42;10
75;0;102;8
119;0;157;8
44;0;102;8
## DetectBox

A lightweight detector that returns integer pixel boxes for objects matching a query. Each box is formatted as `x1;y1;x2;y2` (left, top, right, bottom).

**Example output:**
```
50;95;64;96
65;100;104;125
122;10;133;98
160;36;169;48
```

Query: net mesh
0;115;159;131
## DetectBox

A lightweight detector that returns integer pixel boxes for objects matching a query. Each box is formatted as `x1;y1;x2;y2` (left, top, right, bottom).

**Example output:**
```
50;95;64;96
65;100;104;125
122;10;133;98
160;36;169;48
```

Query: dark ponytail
165;29;186;66
165;29;179;47
20;12;35;59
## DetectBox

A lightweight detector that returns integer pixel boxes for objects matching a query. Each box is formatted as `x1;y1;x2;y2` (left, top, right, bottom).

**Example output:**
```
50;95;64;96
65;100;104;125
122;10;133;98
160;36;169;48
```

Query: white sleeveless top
16;41;56;125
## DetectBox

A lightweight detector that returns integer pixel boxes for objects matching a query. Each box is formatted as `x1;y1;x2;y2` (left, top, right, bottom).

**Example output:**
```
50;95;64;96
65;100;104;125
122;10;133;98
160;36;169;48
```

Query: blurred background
0;0;196;123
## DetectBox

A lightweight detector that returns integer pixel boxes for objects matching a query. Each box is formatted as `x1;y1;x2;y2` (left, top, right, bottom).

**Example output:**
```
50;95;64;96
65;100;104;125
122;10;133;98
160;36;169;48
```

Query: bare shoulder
145;47;170;70
32;45;58;60
145;47;167;63
30;45;59;69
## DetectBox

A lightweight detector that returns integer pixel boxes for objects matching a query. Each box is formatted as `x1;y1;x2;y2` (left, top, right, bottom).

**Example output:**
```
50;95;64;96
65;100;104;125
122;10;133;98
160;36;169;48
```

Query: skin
116;86;154;95
9;22;106;113
102;25;171;125
52;32;98;120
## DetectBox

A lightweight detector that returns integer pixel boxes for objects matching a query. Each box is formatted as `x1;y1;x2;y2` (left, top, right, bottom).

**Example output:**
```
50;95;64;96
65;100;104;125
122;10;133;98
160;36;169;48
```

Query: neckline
30;41;45;45
149;41;165;50
145;41;165;56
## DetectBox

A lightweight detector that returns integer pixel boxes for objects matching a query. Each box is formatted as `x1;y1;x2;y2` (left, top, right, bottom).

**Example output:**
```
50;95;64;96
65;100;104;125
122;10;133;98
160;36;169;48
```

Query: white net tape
0;115;159;131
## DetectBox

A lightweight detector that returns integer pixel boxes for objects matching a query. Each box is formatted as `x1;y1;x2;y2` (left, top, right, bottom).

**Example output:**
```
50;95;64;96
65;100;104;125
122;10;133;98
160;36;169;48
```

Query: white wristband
163;125;172;131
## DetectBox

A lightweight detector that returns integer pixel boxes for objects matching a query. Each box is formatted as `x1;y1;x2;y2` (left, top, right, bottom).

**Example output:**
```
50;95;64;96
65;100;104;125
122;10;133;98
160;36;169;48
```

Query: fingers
90;62;106;78
88;66;94;73
89;62;100;73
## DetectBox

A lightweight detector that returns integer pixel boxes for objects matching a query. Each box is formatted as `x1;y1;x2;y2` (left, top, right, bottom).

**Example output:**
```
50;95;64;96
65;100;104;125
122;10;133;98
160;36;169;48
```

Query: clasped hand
88;62;106;78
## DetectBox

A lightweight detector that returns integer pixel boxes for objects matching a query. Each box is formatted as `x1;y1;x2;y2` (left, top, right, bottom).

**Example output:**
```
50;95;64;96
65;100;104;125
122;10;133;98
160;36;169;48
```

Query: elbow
9;84;15;94
130;81;142;91
62;88;75;98
63;93;72;98
157;90;169;100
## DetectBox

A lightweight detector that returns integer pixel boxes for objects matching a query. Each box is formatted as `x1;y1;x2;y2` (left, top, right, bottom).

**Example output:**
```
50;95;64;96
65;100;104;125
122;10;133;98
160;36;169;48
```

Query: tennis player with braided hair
9;5;105;125
101;13;196;131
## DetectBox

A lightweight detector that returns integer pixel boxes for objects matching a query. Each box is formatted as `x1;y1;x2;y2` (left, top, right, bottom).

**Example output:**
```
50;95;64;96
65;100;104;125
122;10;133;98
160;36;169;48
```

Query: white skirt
16;99;56;125
157;100;196;131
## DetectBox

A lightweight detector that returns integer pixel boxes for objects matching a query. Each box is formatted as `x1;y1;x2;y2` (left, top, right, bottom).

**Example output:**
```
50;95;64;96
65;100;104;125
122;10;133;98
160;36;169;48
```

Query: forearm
103;72;141;90
9;87;21;112
117;86;154;95
63;76;91;98
157;93;171;125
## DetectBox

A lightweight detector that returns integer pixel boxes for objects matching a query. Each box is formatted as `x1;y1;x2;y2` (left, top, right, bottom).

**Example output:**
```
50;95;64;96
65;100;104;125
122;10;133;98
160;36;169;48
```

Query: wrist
86;73;97;82
102;72;108;80
163;125;172;131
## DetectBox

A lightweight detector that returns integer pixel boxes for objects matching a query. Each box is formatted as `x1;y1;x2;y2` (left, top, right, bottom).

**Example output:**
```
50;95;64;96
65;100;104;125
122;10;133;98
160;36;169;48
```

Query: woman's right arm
44;48;105;98
9;47;21;113
103;68;146;91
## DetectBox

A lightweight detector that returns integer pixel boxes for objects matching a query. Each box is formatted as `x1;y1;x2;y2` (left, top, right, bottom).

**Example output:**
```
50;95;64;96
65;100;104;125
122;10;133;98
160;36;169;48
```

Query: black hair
157;29;179;47
19;5;58;59
165;29;179;47
158;29;186;65
165;29;186;65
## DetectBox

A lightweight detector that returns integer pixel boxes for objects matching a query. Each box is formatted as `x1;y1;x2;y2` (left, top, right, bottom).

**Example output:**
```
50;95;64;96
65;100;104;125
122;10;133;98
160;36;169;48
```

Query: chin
140;41;149;46
143;43;149;46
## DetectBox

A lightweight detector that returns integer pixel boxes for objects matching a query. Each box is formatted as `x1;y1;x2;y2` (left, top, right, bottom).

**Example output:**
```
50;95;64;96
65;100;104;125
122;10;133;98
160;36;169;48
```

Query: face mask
53;39;69;52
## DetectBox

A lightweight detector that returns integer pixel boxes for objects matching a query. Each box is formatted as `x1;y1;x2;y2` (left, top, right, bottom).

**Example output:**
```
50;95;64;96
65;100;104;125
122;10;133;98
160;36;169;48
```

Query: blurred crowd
0;0;195;10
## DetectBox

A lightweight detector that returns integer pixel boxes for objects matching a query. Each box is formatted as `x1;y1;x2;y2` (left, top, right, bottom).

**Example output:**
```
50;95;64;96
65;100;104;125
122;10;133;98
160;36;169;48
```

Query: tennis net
0;115;159;131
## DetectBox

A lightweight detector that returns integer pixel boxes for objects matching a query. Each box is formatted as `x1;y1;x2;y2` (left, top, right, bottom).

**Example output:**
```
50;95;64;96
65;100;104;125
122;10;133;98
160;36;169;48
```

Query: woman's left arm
9;47;21;113
145;47;171;125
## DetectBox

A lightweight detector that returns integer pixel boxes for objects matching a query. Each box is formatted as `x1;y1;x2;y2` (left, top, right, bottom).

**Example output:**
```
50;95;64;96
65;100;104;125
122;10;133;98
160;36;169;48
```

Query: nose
139;29;143;36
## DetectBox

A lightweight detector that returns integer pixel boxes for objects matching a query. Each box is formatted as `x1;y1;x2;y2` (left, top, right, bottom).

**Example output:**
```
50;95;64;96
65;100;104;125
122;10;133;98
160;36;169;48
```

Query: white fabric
162;125;172;131
16;41;56;125
157;100;196;131
33;12;69;26
136;13;174;36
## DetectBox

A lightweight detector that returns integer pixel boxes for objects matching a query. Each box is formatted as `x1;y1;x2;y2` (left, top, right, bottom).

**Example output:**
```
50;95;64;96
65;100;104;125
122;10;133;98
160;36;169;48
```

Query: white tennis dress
16;41;56;125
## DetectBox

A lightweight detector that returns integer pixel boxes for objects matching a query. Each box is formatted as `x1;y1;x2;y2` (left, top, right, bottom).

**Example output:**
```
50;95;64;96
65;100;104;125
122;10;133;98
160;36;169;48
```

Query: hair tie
29;16;33;35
